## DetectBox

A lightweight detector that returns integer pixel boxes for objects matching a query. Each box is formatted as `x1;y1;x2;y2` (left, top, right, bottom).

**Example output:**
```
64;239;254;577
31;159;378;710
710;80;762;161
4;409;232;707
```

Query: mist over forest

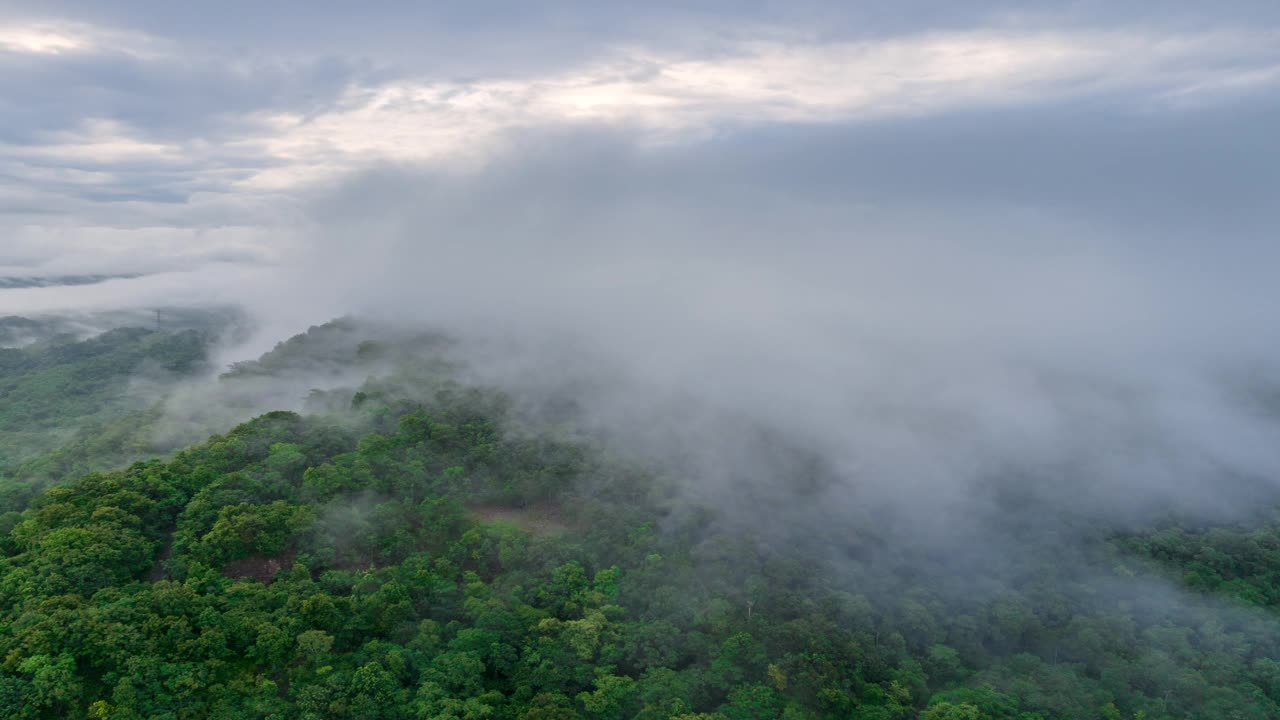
3;2;1280;719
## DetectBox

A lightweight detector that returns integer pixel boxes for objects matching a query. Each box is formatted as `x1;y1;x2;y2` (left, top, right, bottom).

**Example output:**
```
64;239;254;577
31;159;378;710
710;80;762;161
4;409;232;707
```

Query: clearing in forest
468;502;566;536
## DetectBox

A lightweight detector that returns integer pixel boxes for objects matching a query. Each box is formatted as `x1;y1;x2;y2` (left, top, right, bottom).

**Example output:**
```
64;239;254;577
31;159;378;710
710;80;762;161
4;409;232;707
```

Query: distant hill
0;273;141;289
0;308;245;511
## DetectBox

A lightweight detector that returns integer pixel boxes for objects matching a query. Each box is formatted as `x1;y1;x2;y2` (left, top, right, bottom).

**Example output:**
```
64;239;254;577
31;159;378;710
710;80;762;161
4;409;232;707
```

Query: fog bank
207;127;1280;546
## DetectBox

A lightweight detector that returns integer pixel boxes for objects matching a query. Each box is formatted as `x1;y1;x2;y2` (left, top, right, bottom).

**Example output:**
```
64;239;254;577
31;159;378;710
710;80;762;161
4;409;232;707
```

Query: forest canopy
1;319;1279;720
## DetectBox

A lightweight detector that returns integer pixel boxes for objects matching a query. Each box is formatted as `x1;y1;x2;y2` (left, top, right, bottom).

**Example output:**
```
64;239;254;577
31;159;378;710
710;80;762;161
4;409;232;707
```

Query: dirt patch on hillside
223;548;297;584
468;503;567;536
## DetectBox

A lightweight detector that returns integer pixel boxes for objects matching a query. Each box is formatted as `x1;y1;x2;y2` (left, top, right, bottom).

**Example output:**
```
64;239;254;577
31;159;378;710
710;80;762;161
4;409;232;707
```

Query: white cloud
7;118;185;164
244;28;1280;186
7;20;1280;198
0;25;85;54
1158;62;1280;104
0;19;162;57
2;14;1279;303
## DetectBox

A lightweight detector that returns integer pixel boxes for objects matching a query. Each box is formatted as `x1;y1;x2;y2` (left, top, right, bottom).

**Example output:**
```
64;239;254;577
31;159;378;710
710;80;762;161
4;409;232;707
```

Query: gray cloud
11;1;1280;55
2;2;1277;256
2;1;1279;558
0;50;361;142
232;120;1280;555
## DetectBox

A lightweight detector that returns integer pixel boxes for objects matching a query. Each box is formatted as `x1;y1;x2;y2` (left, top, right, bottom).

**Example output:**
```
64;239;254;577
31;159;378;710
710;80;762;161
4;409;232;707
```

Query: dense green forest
0;315;228;514
2;319;1280;719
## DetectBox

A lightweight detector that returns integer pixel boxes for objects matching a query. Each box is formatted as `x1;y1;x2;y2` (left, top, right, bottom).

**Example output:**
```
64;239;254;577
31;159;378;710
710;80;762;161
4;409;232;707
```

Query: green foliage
1118;516;1280;608
0;323;218;513
921;703;985;720
2;321;1280;720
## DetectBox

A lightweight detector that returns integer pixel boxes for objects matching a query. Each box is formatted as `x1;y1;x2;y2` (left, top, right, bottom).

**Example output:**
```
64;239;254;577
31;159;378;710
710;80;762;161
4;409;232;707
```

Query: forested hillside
1;322;1280;720
0;310;240;514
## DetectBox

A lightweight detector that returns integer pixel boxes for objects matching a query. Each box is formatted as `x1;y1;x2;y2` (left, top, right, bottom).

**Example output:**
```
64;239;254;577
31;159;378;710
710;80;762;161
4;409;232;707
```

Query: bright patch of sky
0;2;1276;317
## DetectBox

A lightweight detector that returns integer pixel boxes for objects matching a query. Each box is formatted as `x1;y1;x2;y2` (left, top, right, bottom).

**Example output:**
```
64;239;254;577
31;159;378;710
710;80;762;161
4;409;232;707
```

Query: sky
3;2;1280;533
1;1;1277;280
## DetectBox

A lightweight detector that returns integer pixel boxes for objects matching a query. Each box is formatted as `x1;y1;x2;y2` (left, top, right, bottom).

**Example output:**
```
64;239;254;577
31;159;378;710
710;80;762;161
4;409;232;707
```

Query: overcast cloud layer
3;2;1280;537
2;2;1277;280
